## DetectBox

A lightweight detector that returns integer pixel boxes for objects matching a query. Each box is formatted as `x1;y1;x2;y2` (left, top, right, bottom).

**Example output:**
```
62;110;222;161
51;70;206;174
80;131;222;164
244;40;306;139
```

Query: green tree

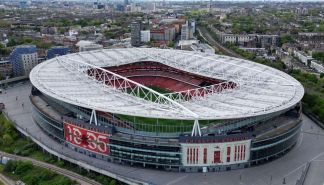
15;161;33;175
279;35;295;47
312;52;324;62
3;160;17;173
320;73;324;78
167;41;175;48
2;134;13;146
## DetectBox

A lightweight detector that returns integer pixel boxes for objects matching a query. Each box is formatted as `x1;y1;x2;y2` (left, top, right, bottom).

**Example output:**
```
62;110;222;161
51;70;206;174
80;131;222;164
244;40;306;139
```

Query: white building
191;43;215;54
219;34;237;44
293;50;313;65
76;41;103;52
181;20;196;40
178;40;215;54
140;30;151;42
21;53;38;76
178;40;199;50
310;61;324;73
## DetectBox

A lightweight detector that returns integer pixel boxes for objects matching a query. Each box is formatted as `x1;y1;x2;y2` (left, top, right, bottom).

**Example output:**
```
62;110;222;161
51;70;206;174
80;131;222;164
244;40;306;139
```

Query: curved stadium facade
29;48;304;172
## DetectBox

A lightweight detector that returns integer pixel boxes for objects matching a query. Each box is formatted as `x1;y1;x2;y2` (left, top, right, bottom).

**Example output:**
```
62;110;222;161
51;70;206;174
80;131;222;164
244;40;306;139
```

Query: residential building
131;21;141;47
293;50;313;66
218;33;278;48
141;30;150;42
79;44;103;52
310;61;324;73
76;41;103;52
181;20;196;40
47;46;69;59
0;60;12;79
164;26;176;41
150;26;176;42
9;45;38;77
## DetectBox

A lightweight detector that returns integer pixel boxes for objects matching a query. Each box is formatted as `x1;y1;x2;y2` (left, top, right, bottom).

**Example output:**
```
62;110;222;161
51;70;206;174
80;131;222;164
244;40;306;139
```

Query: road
2;82;324;185
0;151;100;185
197;26;243;58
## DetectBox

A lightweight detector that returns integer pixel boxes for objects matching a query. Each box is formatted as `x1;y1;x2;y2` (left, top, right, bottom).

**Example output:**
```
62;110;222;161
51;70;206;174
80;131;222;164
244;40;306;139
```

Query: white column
90;109;98;126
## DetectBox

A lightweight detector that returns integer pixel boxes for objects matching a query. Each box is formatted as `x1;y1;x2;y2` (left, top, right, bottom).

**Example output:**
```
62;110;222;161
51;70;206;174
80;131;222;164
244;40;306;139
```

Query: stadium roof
30;48;304;120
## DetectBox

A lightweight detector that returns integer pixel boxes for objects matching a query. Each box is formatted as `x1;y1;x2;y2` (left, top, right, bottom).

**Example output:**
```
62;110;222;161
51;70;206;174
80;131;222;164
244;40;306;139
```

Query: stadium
29;48;304;172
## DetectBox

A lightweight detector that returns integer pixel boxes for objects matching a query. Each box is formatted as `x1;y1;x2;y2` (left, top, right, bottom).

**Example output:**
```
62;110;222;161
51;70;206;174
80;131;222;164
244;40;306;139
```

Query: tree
320;73;324;78
3;160;17;173
167;41;175;48
312;52;324;62
2;134;13;146
15;161;33;175
279;35;295;47
109;180;117;185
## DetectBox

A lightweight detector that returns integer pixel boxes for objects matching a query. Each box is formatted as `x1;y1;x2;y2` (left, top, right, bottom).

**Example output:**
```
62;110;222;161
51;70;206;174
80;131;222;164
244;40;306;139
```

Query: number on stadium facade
64;122;109;155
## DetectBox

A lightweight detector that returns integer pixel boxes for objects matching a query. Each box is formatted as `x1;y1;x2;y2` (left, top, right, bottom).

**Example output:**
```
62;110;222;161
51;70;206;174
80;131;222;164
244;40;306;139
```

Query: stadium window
203;148;207;164
227;146;231;163
190;148;192;164
238;145;241;161
242;145;245;160
240;145;243;160
187;148;189;164
193;148;196;164
234;146;237;161
196;148;198;164
243;145;246;160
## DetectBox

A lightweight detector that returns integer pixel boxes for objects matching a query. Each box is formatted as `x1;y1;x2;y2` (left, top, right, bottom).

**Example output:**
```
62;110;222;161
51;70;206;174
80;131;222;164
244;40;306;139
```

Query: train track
0;151;101;185
197;26;243;59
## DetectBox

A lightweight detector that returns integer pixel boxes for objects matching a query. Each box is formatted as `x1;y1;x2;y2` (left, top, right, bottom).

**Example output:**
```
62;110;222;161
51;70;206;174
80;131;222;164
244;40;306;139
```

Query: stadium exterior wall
30;92;302;172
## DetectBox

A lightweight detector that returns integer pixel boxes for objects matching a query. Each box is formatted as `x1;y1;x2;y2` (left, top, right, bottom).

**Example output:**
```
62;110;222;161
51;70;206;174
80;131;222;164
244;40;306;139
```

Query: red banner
64;122;109;155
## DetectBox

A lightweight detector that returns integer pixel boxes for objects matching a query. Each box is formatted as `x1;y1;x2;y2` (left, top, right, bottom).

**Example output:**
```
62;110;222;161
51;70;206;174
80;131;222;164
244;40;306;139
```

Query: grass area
0;161;76;185
0;113;121;185
149;86;172;94
123;86;221;132
126;85;172;102
116;113;220;133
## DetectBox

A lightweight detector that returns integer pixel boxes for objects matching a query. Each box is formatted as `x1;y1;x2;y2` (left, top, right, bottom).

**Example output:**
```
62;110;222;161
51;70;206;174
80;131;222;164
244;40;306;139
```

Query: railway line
0;151;101;185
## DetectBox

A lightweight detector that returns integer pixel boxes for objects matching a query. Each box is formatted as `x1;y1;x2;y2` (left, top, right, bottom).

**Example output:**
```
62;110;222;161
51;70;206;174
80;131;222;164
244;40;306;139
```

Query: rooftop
30;48;304;120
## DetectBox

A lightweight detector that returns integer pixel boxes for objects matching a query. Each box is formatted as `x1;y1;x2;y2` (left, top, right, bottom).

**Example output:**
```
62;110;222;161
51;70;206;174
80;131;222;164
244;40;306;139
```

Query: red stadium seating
88;61;235;94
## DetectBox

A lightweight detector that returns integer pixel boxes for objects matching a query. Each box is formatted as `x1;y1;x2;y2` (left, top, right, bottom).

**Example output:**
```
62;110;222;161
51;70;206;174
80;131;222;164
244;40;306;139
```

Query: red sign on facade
64;122;109;155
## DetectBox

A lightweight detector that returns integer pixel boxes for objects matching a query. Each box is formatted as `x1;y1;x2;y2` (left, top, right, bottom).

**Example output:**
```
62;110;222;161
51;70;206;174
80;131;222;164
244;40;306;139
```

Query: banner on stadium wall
64;122;110;155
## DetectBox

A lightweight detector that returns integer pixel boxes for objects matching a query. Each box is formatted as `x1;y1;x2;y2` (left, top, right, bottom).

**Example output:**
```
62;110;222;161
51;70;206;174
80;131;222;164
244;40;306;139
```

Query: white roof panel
30;48;304;120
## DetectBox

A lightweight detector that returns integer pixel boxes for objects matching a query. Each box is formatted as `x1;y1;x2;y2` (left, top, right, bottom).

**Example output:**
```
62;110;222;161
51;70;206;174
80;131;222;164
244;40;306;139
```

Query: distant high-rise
10;45;38;77
181;20;196;40
124;0;129;6
131;21;142;47
207;0;212;12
